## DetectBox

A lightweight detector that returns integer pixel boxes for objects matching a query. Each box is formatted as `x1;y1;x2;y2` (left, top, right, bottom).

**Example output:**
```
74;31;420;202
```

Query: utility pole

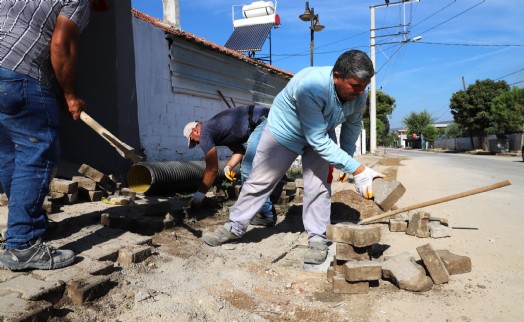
462;76;467;91
369;0;420;154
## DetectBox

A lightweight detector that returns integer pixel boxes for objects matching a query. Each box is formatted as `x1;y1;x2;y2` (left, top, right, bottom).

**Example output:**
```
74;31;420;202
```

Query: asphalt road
374;148;523;321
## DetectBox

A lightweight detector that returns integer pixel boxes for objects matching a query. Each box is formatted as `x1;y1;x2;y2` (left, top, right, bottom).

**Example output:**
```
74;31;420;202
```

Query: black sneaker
250;213;275;226
0;238;75;271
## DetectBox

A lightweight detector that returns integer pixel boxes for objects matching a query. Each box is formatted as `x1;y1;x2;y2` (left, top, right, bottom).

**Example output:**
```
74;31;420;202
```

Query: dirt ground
33;155;483;321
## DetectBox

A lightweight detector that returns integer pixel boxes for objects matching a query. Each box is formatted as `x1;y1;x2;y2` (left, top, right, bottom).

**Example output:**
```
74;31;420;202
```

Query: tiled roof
131;9;294;79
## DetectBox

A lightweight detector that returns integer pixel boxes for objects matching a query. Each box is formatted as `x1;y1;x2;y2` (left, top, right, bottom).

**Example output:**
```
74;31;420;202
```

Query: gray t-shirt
0;0;90;88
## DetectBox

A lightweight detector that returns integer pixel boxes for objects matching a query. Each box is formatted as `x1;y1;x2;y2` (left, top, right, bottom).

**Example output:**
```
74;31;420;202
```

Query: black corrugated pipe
126;161;233;195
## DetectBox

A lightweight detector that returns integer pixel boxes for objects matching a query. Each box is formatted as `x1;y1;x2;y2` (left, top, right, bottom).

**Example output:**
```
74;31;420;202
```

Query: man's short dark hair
333;50;375;82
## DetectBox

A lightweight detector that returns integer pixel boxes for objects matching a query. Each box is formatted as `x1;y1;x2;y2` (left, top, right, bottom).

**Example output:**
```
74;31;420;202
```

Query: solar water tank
242;1;275;19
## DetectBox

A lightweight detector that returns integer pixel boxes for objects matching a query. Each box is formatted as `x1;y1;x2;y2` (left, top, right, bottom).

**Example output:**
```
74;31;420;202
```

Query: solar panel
224;23;274;52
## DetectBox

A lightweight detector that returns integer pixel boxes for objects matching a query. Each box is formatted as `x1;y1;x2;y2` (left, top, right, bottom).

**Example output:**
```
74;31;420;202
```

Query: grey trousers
228;126;331;240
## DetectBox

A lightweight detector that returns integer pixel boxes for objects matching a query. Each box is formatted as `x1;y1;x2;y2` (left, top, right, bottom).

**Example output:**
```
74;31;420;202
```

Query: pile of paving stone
389;211;453;238
325;223;471;293
45;163;122;209
0;164;131;211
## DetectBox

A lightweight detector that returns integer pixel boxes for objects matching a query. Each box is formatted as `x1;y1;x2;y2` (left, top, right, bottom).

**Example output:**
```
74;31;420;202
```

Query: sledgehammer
358;180;512;225
80;111;143;164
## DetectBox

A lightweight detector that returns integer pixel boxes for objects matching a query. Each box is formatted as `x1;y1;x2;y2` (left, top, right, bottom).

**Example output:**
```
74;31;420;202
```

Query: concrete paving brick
332;255;346;274
72;176;97;190
78;164;116;193
129;198;171;216
335;242;370;261
327;267;336;283
31;258;114;283
116;231;153;246
416;244;450;284
436;250;472;275
0;269;24;283
50;178;78;194
372;178;406;211
81;245;120;262
0;291;53;322
0;274;64;301
405;212;430;238
327;223;381;247
100;213;131;229
117;245;153;264
78;164;109;183
332;276;369;294
389;219;408;232
119;188;137;202
429;217;449;226
78;189;104;202
382;252;433;292
66;274;112;305
429;221;453;238
344;260;382;282
282;182;296;191
51;191;77;205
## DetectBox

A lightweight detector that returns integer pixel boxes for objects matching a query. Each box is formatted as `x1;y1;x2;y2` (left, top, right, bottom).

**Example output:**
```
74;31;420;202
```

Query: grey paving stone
0;274;64;301
0;290;53;322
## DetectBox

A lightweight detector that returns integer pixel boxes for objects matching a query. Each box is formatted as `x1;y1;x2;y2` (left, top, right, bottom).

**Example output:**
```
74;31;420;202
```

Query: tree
364;91;396;145
402;109;434;136
490;86;524;136
444;121;463;139
449;79;510;147
422;125;439;146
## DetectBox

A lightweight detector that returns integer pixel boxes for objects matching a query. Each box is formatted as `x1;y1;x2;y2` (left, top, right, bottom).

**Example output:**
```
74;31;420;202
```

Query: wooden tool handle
358;180;512;225
80;111;136;159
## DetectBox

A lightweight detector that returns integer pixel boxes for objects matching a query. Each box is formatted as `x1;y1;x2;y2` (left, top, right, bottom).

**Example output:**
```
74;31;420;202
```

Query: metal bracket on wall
217;90;233;109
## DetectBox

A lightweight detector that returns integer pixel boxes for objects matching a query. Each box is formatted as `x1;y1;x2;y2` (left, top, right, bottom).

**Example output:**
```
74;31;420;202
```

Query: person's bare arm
226;152;244;168
50;15;85;120
197;147;219;193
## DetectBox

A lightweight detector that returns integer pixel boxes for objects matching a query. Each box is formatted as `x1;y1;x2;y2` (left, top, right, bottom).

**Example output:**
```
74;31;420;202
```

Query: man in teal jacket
202;50;384;265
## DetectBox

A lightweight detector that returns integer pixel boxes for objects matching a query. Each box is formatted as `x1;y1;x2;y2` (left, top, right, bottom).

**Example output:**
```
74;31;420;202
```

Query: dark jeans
0;67;60;249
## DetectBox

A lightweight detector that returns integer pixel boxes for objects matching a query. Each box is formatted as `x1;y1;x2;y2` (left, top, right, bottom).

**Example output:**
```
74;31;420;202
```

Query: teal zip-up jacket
267;66;365;174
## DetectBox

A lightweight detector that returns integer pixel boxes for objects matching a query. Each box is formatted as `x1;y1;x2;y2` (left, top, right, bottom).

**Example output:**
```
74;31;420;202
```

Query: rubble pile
325;223;472;293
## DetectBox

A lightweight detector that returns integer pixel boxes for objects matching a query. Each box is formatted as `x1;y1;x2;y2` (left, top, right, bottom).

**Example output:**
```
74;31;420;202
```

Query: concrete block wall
132;16;290;163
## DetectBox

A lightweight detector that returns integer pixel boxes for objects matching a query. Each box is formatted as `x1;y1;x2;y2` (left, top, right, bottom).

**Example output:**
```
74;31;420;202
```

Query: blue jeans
240;119;273;218
0;67;60;249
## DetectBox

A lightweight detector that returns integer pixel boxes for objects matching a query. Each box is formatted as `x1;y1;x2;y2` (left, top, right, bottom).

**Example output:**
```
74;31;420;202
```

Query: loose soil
38;155;477;321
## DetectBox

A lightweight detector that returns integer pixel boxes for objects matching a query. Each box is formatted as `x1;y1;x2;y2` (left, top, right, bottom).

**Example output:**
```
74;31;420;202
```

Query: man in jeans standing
0;1;90;270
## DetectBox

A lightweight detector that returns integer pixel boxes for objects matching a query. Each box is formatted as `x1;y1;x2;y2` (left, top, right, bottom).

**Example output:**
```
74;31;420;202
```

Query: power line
411;0;457;29
417;41;524;47
494;68;524;81
417;0;486;37
509;80;524;86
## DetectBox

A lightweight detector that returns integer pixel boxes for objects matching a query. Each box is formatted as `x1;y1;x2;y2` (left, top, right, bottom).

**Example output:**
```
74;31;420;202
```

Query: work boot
250;213;275;226
304;239;329;265
0;238;75;271
202;223;241;247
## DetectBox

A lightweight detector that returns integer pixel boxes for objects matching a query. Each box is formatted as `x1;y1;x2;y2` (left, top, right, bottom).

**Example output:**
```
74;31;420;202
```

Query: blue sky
131;0;524;129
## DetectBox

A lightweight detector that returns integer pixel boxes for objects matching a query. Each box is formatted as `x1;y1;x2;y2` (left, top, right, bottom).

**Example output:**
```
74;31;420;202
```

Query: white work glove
223;165;237;181
189;191;205;208
353;166;386;199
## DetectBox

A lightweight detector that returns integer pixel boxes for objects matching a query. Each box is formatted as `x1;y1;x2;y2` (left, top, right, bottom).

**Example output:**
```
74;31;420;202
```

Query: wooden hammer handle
358;180;512;225
80;111;139;162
